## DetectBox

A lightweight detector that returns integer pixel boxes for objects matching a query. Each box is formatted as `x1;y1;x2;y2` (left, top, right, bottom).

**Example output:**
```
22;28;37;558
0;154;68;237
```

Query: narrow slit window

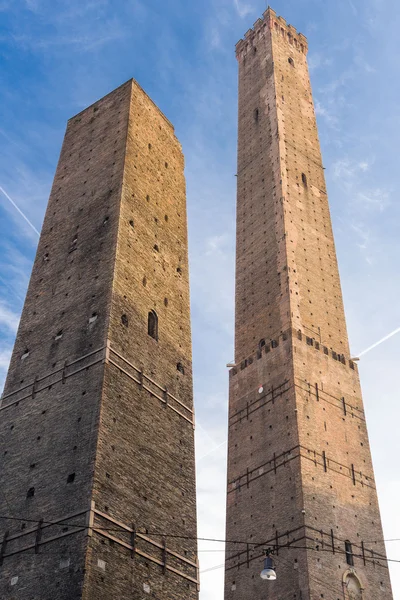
254;108;259;122
301;173;308;186
148;310;158;341
258;339;266;351
345;540;354;566
177;362;185;374
288;57;294;67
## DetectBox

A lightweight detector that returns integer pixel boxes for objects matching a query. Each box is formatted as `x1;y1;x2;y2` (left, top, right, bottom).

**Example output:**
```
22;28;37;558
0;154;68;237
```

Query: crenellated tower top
235;7;308;59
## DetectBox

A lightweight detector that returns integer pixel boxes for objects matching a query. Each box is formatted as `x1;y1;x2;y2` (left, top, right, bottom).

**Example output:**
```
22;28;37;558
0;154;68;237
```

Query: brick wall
0;80;198;600
225;9;392;600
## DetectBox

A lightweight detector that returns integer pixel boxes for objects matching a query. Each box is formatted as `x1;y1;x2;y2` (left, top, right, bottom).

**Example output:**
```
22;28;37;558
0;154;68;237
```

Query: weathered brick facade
224;9;393;600
0;80;198;599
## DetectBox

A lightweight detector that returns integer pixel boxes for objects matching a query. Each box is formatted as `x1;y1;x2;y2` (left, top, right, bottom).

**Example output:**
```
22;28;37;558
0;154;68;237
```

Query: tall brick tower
224;9;393;600
0;80;198;599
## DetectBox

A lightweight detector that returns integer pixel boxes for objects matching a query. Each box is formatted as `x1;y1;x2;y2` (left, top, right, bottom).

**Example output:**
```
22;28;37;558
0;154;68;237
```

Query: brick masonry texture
224;9;393;600
0;80;198;600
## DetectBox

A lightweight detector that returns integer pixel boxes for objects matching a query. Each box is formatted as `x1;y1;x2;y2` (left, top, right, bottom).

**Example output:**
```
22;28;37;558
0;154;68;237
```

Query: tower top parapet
235;7;308;58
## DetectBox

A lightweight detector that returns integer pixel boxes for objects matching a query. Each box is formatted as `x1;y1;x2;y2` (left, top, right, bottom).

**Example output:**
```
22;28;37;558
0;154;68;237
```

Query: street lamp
260;549;276;581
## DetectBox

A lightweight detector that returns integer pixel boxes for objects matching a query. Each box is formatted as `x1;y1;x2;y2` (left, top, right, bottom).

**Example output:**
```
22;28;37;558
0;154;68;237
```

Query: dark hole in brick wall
302;173;308;186
177;266;182;274
146;195;150;202
271;340;278;348
148;310;158;341
288;57;294;66
143;277;147;287
103;216;109;225
254;108;259;122
164;297;168;307
154;244;159;252
259;339;266;351
121;314;129;327
67;473;75;484
177;362;185;374
165;162;168;168
55;330;63;340
148;143;152;150
323;346;329;355
30;463;36;469
26;487;35;498
165;214;168;222
129;219;134;228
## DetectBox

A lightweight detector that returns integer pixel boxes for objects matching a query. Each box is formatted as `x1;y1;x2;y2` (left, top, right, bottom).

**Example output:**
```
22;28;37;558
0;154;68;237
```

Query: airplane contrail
197;440;227;463
358;326;400;358
0;185;40;236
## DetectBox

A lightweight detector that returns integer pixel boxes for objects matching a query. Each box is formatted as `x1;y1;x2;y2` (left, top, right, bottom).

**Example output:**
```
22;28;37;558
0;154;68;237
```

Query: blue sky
1;0;399;597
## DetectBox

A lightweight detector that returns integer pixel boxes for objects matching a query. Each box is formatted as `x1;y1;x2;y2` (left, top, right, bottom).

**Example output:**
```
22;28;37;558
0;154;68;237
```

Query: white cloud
233;0;253;19
0;348;12;371
308;53;333;73
0;301;20;334
315;99;338;127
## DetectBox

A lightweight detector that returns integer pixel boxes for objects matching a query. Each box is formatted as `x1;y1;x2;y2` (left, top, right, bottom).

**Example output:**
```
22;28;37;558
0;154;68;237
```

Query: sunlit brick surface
224;9;393;600
0;80;198;600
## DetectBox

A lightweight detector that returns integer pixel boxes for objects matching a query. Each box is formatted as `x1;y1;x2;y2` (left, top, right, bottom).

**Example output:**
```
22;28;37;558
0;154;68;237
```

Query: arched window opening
345;540;354;566
177;362;185;374
288;57;294;67
148;310;158;341
301;172;308;187
258;339;266;350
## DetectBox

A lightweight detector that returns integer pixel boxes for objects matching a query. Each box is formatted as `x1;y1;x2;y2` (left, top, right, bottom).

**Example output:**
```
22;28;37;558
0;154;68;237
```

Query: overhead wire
1;514;399;565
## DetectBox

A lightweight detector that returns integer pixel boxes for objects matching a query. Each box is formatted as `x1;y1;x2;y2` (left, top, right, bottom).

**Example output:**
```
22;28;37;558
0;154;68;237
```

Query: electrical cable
1;514;399;564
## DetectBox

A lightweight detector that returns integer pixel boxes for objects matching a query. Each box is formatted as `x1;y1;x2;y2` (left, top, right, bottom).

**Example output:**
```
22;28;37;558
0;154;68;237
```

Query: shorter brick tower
224;8;393;600
0;80;199;600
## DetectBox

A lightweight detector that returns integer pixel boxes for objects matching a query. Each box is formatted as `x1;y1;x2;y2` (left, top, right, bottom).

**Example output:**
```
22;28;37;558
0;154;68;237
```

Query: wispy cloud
315;99;338;128
332;158;390;212
308;53;333;73
0;301;20;334
233;0;253;19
